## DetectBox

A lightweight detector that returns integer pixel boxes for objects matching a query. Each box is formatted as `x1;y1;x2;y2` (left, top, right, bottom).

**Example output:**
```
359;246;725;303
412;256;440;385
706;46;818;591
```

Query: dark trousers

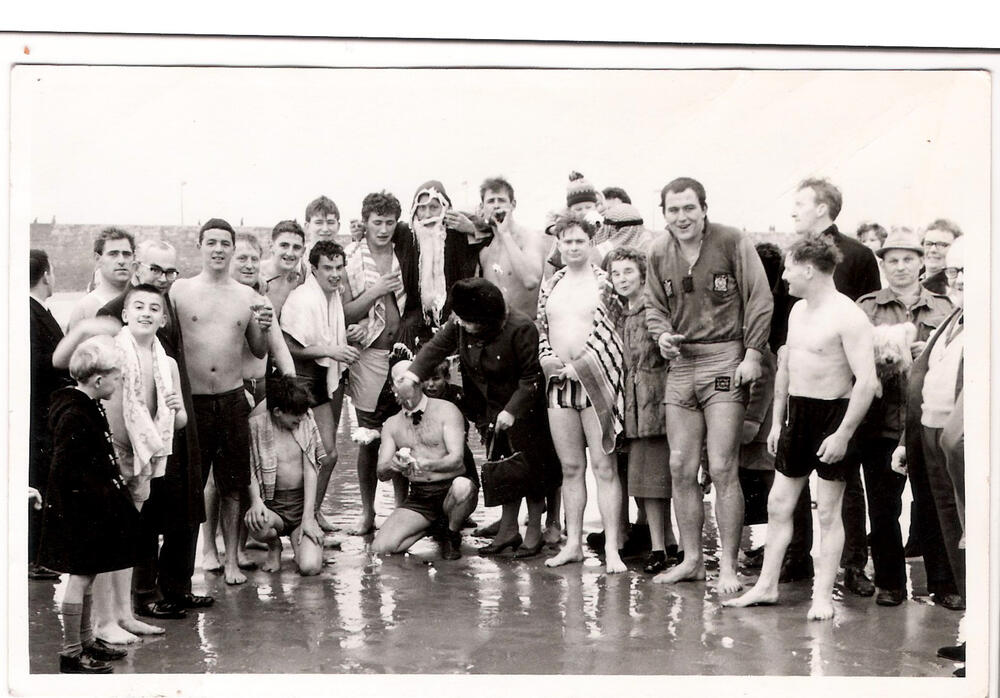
908;433;958;595
28;440;49;565
922;426;965;598
133;524;199;604
856;437;907;590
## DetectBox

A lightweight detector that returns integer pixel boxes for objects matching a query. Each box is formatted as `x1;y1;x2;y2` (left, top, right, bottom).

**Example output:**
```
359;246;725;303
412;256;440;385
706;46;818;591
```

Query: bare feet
119;617;165;636
544;545;585;568
347;514;376;536
722;584;779;607
201;551;223;573
652;559;706;584
262;539;282;572
717;569;744;595
542;522;563;545
807;599;835;620
244;538;268;551
224;563;247;585
95;622;140;645
605;550;627;574
237;552;258;570
315;510;338;533
474;519;502;538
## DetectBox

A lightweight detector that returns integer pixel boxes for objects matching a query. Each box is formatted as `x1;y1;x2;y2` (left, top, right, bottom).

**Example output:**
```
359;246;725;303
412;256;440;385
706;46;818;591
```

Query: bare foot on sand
722;584;779;607
96;623;140;645
652;559;706;584
717;569;744;595
119;617;165;635
605;550;627;574
807;599;835;620
224;563;247;585
261;540;282;572
542;523;563;545
201;551;223;573
347;515;376;536
545;545;585;568
315;511;338;533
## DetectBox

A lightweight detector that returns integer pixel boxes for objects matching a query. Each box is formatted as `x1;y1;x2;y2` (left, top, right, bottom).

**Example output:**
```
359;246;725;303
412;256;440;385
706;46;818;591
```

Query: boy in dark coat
39;335;140;673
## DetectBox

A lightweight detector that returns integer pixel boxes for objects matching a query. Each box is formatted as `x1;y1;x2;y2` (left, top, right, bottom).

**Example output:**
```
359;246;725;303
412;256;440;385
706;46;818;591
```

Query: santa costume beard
412;213;448;326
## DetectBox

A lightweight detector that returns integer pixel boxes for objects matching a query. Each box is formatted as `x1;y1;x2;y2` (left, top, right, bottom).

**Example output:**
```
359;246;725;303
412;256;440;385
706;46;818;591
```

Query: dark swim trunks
265;488;305;533
194;387;252;495
774;396;860;482
399;479;457;522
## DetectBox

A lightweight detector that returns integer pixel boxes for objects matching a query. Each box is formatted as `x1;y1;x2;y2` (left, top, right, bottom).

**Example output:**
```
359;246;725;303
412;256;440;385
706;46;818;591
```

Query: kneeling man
244;376;326;576
725;238;876;619
370;360;478;560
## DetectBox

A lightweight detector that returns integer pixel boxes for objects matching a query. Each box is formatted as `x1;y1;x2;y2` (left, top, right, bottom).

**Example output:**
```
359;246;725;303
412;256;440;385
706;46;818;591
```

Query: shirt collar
872;285;933;310
403;394;429;418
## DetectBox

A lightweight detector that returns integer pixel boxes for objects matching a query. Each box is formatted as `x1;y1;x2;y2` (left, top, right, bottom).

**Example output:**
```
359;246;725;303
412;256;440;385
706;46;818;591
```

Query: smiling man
67;228;136;331
170;218;270;586
644;176;773;594
919;219;963;296
260;220;307;317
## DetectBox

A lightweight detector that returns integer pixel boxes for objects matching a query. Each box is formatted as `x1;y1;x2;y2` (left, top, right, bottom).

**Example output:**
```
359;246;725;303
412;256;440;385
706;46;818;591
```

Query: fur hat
566;171;598;207
449;278;506;324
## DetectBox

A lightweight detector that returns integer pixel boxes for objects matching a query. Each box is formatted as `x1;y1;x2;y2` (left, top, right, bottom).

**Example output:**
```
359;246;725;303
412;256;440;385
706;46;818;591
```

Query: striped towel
536;265;625;454
345;237;407;349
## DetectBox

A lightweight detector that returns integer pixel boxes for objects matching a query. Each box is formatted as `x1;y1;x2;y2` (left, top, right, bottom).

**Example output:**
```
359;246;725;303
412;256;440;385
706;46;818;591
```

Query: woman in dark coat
406;278;559;558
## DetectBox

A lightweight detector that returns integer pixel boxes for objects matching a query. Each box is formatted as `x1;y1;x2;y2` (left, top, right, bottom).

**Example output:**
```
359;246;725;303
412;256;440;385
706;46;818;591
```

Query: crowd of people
28;173;967;675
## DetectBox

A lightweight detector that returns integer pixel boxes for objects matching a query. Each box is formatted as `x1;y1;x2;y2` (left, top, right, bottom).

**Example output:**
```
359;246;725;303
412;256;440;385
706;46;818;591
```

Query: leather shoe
441;531;463;560
60;653;112;674
937;642;966;662
585;530;606;552
843;567;876;597
779;556;814;583
135;600;187;620
477;534;522;556
83;638;127;661
643;550;667;574
931;592;966;611
512;539;545;559
28;563;61;581
875;587;906;606
170;592;214;609
953;666;965;678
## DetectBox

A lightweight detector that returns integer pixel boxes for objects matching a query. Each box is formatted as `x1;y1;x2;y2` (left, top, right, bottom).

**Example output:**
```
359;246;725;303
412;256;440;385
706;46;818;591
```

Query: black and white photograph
3;24;995;697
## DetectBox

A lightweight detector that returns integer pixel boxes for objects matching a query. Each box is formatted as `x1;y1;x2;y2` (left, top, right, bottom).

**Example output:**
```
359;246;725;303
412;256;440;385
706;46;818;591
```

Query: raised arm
493;220;543;291
52;316;121;369
407;319;460;382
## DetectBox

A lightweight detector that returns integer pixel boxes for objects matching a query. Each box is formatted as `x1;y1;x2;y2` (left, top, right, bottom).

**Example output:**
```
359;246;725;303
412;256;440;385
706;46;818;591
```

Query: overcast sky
13;66;989;236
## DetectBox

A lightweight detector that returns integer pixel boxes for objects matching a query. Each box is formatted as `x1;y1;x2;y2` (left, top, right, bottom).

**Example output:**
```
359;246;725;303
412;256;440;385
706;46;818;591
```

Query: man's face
881;249;922;291
557;225;593;266
569;200;597;216
364;213;398;250
122;290;166;337
272;232;305;273
305;213;341;245
136;246;179;293
272;408;305;432
782;256;811;298
313;254;345;294
922;228;956;271
231;241;261;287
390;361;420;405
97;238;135;285
199;229;235;272
662;188;707;242
480;188;514;224
945;240;964;306
791;187;826;235
610;259;643;299
414;193;446;222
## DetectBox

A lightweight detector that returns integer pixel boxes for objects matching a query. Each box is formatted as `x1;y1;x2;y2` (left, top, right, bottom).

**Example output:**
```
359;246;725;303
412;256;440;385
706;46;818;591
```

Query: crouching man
244;376;326;576
371;359;478;560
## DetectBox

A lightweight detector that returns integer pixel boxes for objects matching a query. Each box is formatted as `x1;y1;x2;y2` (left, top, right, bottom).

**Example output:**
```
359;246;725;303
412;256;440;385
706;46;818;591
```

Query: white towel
114;327;174;479
281;274;347;398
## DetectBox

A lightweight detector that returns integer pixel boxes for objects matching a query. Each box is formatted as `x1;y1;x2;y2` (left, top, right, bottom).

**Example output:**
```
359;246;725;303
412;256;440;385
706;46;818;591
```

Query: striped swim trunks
547;378;592;411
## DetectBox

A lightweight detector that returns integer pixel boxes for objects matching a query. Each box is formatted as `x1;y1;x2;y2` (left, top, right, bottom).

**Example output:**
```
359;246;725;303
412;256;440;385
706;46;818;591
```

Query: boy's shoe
937;642;966;662
875;587;906;606
931;593;966;611
83;639;127;661
28;564;60;581
842;567;876;597
779;556;814;583
665;544;684;566
60;653;113;674
441;531;463;560
643;550;668;574
169;593;215;609
136;599;187;620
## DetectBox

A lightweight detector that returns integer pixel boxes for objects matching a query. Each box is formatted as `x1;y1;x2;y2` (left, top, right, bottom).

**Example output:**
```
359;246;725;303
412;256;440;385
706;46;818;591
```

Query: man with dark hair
261;220;307;317
601;186;632;207
771;177;882;596
920;218;963;295
341;191;424;535
29;249;72;580
644;177;773;594
725;237;877;620
304;196;342;246
171;217;271;585
68;227;136;330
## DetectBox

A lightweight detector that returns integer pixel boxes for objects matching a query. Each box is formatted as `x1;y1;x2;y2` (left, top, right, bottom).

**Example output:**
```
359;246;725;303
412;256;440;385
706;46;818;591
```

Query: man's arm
736;235;775;357
767;345;790;455
299;436;322;544
243;288;269;359
343;273;399;324
501;322;543;421
643;245;674;342
267;318;296;376
52;316;121;369
411;404;465;477
816;306;878;463
407;319;459;383
376;424;400;481
282;332;359;364
166;357;188;429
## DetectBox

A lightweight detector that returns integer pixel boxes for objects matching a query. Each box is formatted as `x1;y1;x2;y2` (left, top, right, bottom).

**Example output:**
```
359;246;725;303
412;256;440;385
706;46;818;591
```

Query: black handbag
480;426;534;507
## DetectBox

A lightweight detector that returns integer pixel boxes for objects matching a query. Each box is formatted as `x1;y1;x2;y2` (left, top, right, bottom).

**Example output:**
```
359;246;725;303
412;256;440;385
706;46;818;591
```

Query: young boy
38;336;140;673
244;376;327;576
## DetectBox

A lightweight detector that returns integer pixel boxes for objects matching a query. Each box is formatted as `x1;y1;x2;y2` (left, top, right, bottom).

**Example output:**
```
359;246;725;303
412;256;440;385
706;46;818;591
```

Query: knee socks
59;601;83;658
80;592;95;646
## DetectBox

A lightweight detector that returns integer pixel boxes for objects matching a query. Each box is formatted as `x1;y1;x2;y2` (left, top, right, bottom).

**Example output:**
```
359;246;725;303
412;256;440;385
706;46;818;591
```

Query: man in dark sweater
772;178;881;596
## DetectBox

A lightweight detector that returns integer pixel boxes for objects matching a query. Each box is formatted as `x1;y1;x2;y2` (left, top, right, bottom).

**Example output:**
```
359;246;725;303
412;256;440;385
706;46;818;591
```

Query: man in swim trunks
370;361;478;560
724;237;877;620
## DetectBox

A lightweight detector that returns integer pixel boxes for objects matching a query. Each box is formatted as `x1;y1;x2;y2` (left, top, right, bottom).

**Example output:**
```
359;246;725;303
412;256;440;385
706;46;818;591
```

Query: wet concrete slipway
26;421;966;686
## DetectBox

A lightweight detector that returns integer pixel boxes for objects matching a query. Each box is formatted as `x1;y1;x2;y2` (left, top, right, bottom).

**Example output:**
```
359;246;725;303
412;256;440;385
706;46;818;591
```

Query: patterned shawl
345;237;407;349
114;327;174;479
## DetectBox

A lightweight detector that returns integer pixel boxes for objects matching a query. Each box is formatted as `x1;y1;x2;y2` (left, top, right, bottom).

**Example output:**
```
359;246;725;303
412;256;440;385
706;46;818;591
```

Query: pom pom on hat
566;171;598;207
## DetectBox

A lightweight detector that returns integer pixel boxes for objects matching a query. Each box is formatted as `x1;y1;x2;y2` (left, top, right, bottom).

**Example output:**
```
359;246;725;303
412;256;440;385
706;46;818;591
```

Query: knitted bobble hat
566;171;598;207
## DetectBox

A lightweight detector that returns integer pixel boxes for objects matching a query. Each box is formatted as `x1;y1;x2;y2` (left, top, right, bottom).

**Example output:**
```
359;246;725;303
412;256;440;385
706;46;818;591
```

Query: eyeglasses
923;240;952;249
141;262;179;281
944;266;964;279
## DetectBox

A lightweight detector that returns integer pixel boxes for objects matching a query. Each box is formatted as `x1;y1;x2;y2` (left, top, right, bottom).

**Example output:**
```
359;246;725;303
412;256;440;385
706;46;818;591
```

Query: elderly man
854;230;953;606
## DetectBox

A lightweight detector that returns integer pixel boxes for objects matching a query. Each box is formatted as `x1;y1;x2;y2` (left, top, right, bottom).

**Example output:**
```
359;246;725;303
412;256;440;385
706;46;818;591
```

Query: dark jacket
619;297;667;439
29;298;72;486
38;388;141;575
98;286;205;528
922;268;949;296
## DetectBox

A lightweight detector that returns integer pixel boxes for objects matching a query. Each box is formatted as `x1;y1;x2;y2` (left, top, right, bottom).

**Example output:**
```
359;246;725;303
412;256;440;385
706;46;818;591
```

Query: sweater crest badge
663;279;674;297
713;274;729;292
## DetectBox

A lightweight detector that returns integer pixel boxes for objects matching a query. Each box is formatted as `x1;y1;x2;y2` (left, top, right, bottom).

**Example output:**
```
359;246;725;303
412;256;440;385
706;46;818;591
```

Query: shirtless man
370;361;478;560
260;220;307;317
170;218;270;585
724;238;877;619
67;228;135;330
538;214;627;574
